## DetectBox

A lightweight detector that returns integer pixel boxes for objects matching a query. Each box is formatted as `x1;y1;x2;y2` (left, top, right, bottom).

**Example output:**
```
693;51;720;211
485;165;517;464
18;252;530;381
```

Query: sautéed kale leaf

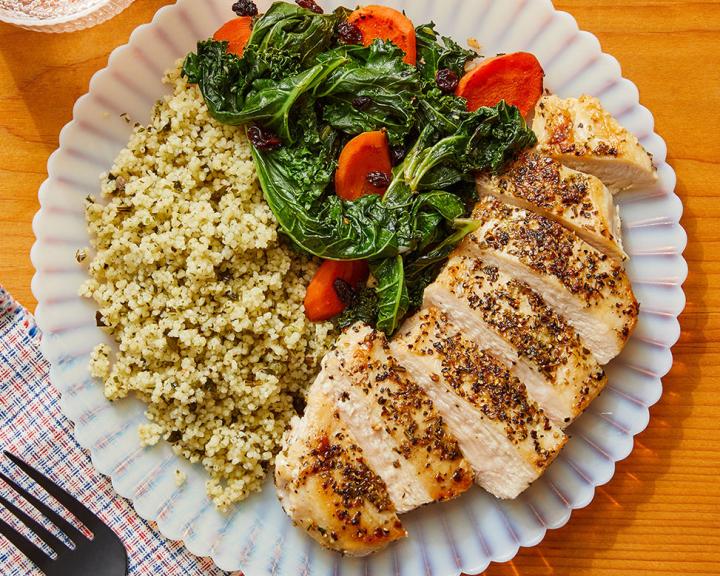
184;2;537;334
415;22;476;85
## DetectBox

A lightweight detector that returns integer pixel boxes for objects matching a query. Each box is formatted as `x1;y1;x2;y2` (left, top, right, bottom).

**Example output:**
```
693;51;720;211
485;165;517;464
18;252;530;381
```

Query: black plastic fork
0;451;127;575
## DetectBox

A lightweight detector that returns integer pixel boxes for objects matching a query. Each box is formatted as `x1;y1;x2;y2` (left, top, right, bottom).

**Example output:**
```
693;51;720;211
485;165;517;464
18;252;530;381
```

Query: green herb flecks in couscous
80;66;335;510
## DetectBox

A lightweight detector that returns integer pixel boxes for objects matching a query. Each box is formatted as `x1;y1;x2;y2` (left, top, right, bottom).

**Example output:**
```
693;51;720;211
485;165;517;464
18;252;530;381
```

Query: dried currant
295;0;323;14
390;146;406;166
333;278;357;306
167;430;182;443
436;68;460;94
366;171;391;188
247;125;282;151
337;21;363;45
292;393;307;416
231;0;258;16
351;96;372;111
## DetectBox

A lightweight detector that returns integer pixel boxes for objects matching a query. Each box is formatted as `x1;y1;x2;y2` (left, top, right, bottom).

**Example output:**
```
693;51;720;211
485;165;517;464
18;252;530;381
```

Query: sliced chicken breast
477;151;626;260
459;197;638;365
533;94;657;192
319;324;473;512
390;307;565;499
275;382;406;556
424;255;607;426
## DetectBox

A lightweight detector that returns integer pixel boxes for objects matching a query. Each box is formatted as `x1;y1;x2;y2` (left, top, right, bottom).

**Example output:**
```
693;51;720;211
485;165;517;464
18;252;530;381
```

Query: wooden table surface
1;1;718;574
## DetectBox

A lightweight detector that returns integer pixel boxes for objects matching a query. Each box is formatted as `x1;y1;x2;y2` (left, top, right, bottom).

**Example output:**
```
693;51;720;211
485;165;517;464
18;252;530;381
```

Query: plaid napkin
0;285;233;575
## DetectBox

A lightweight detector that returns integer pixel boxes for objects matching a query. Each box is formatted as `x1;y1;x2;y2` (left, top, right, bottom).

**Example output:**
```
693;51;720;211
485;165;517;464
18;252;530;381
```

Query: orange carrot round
335;131;393;201
456;52;544;117
304;260;370;322
347;5;417;65
213;16;253;57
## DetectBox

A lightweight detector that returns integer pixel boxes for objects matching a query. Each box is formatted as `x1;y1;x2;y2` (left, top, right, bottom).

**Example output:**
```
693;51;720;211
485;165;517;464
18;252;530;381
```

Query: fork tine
0;472;86;545
0;515;51;571
0;491;68;555
4;452;99;532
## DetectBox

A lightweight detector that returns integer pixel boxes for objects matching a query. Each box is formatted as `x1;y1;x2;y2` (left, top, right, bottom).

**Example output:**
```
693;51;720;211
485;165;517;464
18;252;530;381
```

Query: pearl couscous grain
80;66;335;510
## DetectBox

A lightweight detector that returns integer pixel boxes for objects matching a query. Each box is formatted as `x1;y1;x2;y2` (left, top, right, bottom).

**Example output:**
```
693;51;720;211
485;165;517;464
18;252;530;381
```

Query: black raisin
247;125;282;151
436;68;459;93
366;171;391;188
296;0;323;14
333;278;357;306
390;145;406;166
351;96;372;110
292;393;307;416
337;21;363;44
231;0;258;16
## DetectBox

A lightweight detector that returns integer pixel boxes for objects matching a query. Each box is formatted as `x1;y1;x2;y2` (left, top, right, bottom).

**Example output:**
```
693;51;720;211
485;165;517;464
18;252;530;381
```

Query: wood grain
1;1;718;575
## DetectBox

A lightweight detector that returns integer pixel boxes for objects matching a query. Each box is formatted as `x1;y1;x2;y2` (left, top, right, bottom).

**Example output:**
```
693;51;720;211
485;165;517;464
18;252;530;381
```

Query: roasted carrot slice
335;131;393;201
348;5;417;65
213;16;253;57
304;260;370;322
456;52;544;117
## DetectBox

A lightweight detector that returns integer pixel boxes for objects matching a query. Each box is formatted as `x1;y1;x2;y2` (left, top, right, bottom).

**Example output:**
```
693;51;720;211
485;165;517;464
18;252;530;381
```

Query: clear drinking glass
0;0;134;32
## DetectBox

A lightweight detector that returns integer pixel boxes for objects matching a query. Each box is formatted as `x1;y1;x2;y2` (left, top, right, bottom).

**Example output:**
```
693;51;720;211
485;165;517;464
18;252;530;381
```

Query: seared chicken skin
460;197;638;365
275;384;406;556
533;94;657;192
319;324;473;512
424;255;607;426
477;151;626;260
391;308;566;499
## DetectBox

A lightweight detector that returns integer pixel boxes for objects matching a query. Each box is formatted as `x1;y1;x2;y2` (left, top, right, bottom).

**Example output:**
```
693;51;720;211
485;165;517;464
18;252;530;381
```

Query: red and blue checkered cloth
0;285;234;575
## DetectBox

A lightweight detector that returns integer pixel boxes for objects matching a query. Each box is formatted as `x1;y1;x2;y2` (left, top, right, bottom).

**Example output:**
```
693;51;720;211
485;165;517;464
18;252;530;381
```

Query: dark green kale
245;1;338;67
404;218;481;308
184;2;537;335
335;286;379;329
402;102;537;192
317;40;421;145
417;87;468;137
415;22;477;85
370;256;409;335
182;39;247;122
182;2;340;135
252;144;468;261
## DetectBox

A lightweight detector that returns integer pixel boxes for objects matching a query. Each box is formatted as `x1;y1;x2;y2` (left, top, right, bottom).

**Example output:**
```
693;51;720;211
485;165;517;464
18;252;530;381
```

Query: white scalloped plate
30;0;687;574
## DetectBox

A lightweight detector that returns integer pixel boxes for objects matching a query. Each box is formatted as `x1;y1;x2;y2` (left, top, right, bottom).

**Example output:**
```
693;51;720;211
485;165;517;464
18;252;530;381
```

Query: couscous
80;66;335;510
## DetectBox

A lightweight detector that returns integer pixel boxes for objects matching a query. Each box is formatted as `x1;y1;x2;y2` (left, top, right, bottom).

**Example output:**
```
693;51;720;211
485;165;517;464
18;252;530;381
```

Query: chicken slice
320;324;473;512
459;197;638;364
390;307;565;499
275;382;406;556
533;94;657;192
477;151;626;260
424;255;607;426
